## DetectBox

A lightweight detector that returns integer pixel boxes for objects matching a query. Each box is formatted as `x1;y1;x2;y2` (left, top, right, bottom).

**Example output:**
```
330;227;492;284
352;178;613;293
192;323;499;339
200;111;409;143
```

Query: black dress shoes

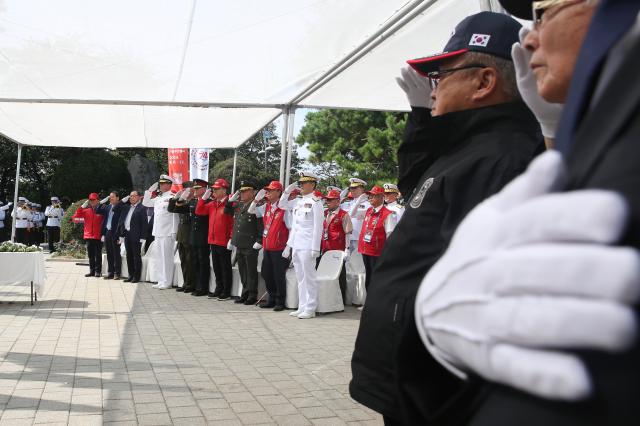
192;291;207;296
244;298;257;305
260;303;276;309
113;275;121;280
84;272;94;277
104;275;114;280
273;305;285;311
123;277;133;282
176;287;185;292
234;297;247;304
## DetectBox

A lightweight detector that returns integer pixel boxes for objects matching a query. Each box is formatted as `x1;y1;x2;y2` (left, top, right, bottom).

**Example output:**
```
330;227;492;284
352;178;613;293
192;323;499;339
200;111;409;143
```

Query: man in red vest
248;180;291;311
321;189;353;304
72;192;105;278
195;178;235;300
352;185;397;292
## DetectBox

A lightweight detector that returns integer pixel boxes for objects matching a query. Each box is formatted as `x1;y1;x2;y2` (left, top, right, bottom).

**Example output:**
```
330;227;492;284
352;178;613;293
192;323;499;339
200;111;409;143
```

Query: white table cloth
0;252;46;302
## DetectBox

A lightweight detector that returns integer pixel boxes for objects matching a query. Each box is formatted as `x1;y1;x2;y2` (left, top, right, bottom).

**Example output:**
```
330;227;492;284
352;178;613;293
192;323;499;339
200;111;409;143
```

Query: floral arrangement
0;241;43;252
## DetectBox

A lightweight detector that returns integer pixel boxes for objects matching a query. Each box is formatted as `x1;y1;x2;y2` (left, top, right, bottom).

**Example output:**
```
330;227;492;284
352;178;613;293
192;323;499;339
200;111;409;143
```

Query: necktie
556;0;640;153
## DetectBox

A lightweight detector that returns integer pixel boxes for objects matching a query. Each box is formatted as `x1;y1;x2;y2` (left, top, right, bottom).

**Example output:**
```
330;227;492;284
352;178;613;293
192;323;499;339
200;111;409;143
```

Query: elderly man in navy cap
349;11;546;424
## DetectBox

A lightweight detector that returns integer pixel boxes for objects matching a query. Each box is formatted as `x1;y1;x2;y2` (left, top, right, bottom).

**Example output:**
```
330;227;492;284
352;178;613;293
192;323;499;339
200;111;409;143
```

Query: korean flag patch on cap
469;33;490;47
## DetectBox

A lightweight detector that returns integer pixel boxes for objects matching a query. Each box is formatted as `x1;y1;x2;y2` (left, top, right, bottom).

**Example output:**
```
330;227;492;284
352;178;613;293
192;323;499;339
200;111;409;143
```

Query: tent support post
284;108;296;185
279;107;290;184
11;143;22;242
231;149;238;193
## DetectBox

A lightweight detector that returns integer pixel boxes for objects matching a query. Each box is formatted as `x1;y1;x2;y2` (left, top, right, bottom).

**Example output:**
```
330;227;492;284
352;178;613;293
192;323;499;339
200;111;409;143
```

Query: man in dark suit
97;191;126;280
118;190;148;283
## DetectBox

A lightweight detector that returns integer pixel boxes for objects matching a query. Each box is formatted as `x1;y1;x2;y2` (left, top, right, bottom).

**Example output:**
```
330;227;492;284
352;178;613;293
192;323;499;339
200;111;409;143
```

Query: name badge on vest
363;231;373;243
323;230;329;240
263;229;269;237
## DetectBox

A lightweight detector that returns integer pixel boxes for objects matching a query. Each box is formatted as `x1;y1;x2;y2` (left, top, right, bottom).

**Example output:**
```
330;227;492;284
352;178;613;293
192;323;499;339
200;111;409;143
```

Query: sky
273;107;314;161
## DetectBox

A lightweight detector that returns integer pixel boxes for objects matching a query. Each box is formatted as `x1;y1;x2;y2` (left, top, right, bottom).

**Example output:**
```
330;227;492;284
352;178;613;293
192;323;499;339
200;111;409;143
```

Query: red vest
358;206;392;257
322;208;347;252
262;203;289;251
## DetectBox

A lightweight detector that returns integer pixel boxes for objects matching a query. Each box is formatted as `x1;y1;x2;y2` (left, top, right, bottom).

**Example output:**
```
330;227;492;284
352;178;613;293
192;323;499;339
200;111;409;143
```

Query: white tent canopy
0;0;488;149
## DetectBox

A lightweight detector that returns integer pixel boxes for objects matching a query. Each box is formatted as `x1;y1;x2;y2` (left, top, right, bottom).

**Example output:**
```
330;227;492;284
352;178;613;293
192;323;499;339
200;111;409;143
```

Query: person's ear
471;67;498;102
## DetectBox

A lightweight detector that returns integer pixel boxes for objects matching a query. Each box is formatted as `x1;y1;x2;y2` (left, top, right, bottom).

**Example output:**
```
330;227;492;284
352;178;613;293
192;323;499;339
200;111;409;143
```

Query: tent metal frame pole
11;143;22;242
284;108;296;185
231;149;238;193
289;0;436;105
279;106;290;184
0;98;284;109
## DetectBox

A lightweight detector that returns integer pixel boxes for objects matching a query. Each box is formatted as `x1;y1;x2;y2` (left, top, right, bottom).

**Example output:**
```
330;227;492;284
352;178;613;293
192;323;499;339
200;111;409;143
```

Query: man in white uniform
0;201;12;242
12;197;32;244
340;178;370;252
45;196;64;252
382;183;404;222
280;172;324;319
143;174;178;290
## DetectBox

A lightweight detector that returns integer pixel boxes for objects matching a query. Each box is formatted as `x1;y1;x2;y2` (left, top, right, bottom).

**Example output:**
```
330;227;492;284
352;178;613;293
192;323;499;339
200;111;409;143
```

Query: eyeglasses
532;0;589;29
426;63;487;89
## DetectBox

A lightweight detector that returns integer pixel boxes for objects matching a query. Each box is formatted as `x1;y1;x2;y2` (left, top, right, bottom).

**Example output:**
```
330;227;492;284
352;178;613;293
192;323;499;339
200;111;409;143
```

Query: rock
127;155;159;191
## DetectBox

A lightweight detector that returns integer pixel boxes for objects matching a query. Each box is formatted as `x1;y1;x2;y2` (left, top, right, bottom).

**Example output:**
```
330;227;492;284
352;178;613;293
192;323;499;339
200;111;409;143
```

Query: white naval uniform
12;207;32;229
285;193;324;314
385;201;404;223
341;198;370;252
45;205;64;227
0;207;5;229
143;190;178;288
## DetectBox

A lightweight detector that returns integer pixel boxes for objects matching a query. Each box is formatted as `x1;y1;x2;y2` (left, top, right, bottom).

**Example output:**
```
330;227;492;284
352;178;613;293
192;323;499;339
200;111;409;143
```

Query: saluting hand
148;182;159;193
284;182;299;194
229;190;240;202
122;195;130;203
255;189;266;202
202;189;212;200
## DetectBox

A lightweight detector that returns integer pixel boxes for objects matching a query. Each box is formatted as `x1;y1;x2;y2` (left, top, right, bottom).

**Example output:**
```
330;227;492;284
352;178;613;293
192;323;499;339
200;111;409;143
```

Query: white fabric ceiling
0;0;484;148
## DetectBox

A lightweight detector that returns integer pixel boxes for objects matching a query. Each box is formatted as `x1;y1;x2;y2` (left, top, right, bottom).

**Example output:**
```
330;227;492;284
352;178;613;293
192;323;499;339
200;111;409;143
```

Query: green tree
296;109;407;186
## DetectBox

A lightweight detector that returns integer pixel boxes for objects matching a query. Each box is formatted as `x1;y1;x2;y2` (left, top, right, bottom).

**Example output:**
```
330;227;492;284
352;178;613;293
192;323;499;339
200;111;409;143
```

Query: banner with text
167;148;189;192
189;148;210;183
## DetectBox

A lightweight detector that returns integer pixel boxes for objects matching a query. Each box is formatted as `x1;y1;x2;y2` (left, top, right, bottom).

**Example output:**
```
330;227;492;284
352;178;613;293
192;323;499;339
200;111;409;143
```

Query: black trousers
210;244;232;296
124;236;142;280
237;247;259;300
317;253;347;304
86;239;103;274
262;249;289;306
178;241;195;290
0;227;7;243
192;244;210;293
362;253;378;291
15;228;27;244
46;226;60;252
104;230;122;276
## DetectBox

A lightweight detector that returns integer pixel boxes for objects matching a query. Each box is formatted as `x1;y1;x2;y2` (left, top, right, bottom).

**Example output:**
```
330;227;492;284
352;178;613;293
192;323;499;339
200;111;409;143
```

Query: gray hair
463;52;520;101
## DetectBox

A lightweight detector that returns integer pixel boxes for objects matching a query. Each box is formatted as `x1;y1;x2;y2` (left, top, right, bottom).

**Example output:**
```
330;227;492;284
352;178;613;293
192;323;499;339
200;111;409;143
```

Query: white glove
415;151;639;401
118;237;124;245
310;250;320;259
339;188;349;200
173;190;183;200
252;242;263;250
99;196;109;205
122;195;130;203
148;182;159;192
81;200;90;209
512;27;563;139
100;235;105;242
229;190;240;202
282;245;291;258
284;182;298;194
343;248;350;261
255;189;266;202
140;240;146;255
180;188;191;201
395;65;432;108
226;240;234;250
202;188;211;200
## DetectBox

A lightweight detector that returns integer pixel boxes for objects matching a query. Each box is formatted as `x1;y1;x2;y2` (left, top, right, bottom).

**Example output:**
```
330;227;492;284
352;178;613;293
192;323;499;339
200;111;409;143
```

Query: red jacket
195;197;234;247
262;202;289;251
358;206;393;257
322;208;347;252
72;206;104;240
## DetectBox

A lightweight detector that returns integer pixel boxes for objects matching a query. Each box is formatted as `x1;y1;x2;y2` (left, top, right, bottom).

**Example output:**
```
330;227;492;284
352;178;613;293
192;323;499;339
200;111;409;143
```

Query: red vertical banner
167;148;190;193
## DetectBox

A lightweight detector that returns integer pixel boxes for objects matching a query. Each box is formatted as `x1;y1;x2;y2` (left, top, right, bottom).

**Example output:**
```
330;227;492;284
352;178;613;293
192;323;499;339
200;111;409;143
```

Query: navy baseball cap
407;11;522;76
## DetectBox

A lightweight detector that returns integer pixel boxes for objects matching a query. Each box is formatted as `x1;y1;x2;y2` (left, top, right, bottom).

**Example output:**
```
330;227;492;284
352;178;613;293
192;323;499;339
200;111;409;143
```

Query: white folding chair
316;250;345;313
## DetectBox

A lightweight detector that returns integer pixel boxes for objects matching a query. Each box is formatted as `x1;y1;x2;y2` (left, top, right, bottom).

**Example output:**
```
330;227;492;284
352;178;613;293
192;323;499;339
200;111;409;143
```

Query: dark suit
97;202;125;277
118;202;148;281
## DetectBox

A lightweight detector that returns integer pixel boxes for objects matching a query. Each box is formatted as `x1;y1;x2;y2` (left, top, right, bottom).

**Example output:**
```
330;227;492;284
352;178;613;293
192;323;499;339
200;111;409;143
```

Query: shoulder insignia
410;177;434;209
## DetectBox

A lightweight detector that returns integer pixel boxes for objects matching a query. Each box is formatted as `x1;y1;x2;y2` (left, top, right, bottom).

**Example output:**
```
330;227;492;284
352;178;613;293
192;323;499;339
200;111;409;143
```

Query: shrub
60;200;86;243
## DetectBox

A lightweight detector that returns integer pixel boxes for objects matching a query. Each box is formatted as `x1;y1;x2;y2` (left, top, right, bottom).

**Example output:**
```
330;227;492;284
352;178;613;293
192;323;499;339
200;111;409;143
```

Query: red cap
366;185;385;196
325;189;341;200
211;178;229;189
88;192;99;200
264;180;283;191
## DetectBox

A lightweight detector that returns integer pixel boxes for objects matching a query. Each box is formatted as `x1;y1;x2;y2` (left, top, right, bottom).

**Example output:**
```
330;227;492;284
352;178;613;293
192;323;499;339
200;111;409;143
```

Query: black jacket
117;202;148;243
459;38;640;426
168;198;191;245
97;202;125;236
349;101;544;422
168;198;209;247
225;200;264;249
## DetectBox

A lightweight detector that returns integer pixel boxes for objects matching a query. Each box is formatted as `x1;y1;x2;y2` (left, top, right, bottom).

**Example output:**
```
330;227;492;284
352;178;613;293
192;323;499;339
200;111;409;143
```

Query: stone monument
127;154;159;191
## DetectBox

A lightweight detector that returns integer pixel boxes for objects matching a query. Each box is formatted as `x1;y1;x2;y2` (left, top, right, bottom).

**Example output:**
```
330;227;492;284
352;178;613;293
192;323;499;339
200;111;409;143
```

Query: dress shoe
113;275;121;280
156;284;171;290
289;310;302;317
104;275;114;280
183;288;194;294
234;297;247;304
131;279;139;283
207;292;218;299
260;303;276;309
84;272;94;277
273;305;285;312
95;272;102;277
217;294;230;301
298;311;316;319
176;287;185;292
192;291;207;296
244;298;257;305
123;277;133;282
152;284;161;289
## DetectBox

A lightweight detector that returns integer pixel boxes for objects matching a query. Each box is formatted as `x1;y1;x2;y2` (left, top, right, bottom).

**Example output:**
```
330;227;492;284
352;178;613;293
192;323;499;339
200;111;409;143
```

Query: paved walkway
0;260;382;425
